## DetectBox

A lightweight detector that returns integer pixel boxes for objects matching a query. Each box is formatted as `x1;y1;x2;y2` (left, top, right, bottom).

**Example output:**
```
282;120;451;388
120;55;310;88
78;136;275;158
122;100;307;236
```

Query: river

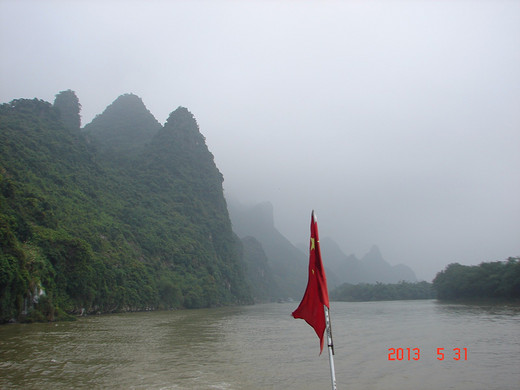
1;300;519;389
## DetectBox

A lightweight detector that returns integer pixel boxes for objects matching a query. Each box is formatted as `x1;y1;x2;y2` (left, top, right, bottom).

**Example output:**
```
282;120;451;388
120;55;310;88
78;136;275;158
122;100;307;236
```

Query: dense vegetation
331;281;435;302
432;258;520;301
0;92;251;323
53;89;81;131
84;93;161;156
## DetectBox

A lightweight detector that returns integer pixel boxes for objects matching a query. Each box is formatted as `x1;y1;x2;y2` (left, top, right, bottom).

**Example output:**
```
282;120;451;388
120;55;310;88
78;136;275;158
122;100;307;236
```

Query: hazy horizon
2;0;519;281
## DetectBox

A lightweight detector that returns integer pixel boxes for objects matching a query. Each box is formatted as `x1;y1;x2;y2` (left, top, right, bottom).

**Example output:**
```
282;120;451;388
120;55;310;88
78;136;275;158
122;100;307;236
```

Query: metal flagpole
324;305;337;390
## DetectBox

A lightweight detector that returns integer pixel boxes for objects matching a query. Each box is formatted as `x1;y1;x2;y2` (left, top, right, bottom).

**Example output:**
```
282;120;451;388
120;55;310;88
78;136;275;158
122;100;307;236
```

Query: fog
1;1;519;281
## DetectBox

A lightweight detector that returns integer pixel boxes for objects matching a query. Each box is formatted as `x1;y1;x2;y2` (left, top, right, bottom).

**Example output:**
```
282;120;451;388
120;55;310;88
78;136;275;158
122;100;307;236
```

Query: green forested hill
83;93;161;156
433;259;520;300
0;92;251;323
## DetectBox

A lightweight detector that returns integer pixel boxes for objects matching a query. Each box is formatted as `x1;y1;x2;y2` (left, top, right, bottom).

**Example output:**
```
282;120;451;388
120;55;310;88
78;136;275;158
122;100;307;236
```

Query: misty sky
1;0;519;281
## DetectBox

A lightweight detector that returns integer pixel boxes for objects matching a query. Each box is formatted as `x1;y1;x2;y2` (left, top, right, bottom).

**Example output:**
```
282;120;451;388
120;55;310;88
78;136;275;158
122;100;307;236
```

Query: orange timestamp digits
388;347;420;361
388;347;468;361
436;347;468;361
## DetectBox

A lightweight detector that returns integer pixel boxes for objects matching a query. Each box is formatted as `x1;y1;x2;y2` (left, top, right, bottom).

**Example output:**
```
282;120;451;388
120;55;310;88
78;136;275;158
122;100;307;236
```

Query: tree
433;259;520;300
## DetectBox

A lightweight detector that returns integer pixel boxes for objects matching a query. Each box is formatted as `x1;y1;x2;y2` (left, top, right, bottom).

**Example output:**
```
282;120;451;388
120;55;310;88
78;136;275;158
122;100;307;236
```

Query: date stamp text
388;347;468;361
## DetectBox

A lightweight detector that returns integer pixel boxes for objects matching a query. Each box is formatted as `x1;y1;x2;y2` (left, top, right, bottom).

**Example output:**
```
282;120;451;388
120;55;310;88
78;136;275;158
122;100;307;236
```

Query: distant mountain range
317;240;417;286
1;89;418;324
228;199;417;300
228;200;308;300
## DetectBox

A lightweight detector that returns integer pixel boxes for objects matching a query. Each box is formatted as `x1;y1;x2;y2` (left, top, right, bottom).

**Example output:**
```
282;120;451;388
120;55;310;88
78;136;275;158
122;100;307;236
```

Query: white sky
1;0;519;280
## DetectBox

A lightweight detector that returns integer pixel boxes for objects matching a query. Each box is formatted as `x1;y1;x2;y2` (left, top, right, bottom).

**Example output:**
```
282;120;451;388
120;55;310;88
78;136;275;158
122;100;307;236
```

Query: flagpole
324;306;337;390
292;210;337;389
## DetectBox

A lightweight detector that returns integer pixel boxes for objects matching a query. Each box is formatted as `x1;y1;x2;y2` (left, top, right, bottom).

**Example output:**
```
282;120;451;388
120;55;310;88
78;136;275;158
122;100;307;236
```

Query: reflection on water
1;300;519;389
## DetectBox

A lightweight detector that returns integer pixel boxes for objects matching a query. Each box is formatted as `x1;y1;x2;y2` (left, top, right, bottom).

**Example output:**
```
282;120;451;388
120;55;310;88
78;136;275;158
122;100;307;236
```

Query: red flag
292;210;330;354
